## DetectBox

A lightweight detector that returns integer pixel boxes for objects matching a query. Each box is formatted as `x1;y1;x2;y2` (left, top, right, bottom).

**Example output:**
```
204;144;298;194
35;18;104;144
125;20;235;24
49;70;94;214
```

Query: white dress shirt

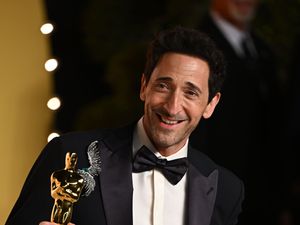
132;118;188;225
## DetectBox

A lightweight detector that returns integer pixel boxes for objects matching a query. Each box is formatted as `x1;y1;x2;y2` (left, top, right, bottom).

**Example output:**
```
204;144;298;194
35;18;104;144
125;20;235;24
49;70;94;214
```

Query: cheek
145;92;166;106
190;110;203;122
185;102;207;120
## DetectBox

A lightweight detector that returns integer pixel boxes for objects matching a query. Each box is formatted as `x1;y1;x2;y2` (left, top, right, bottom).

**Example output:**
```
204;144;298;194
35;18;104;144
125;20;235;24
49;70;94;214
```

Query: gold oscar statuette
50;152;84;225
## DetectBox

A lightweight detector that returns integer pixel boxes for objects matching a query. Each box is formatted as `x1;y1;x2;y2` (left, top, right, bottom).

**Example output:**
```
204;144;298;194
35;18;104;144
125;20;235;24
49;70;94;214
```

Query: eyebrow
154;76;173;82
154;76;203;94
185;81;202;94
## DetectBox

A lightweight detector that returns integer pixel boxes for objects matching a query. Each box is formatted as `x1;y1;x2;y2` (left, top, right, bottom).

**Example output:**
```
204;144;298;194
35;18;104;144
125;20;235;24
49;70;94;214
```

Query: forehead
151;53;210;85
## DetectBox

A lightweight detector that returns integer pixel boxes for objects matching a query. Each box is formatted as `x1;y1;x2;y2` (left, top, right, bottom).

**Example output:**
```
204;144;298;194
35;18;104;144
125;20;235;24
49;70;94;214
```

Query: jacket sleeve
225;179;245;225
5;137;66;225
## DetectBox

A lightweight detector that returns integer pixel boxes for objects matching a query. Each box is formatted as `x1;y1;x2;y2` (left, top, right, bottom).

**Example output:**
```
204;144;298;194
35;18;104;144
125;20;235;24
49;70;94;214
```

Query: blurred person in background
191;0;281;224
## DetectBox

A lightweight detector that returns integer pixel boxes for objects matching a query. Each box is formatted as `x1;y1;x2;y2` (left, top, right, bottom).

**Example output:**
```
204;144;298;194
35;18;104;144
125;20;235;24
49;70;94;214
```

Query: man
194;0;278;173
192;0;279;224
6;26;244;225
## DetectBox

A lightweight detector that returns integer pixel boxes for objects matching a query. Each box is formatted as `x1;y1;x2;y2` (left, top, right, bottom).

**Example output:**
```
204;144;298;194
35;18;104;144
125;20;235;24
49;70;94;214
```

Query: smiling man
140;52;219;156
6;26;244;225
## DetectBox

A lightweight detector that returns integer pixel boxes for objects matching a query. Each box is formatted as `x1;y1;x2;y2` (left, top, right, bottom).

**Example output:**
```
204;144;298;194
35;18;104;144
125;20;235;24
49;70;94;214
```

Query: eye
154;82;169;91
185;90;199;99
158;82;168;88
186;90;197;96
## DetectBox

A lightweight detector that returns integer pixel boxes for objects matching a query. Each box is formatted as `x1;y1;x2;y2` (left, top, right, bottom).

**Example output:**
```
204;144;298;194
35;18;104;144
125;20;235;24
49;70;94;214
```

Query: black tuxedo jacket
6;123;244;225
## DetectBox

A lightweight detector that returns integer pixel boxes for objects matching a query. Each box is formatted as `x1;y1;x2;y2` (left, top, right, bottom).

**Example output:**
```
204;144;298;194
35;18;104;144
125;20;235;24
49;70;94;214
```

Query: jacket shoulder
189;147;244;224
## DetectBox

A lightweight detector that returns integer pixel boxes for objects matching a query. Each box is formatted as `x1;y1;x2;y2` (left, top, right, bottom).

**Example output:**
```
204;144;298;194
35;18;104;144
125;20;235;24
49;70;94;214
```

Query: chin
151;133;174;148
229;5;256;24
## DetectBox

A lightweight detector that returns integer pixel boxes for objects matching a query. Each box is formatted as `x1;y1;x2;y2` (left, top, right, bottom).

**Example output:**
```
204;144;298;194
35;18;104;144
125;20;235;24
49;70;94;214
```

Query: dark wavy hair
144;26;226;102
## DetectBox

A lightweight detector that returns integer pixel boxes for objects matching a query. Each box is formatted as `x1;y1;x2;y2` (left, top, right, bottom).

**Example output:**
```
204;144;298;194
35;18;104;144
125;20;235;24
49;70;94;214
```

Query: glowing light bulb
47;132;60;142
47;97;61;110
44;59;58;72
40;23;54;34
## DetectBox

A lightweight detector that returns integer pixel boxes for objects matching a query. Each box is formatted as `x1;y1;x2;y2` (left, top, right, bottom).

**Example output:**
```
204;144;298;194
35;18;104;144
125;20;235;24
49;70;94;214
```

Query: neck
227;19;248;31
157;149;179;157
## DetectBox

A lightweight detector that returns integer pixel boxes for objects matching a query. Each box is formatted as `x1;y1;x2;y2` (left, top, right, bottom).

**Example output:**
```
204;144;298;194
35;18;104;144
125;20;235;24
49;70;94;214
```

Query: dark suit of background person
190;0;280;225
6;27;244;225
279;37;300;225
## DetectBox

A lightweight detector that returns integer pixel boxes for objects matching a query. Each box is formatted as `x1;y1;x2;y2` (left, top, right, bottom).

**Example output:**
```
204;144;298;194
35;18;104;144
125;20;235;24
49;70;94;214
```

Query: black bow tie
132;146;188;185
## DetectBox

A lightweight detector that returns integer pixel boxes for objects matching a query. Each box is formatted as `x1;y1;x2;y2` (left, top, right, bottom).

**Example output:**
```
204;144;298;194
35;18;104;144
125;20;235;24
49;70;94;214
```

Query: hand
39;222;75;225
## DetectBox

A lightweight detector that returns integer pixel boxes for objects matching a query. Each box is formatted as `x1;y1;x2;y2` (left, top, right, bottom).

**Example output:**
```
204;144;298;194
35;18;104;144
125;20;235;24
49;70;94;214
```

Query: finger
39;221;75;225
39;222;56;225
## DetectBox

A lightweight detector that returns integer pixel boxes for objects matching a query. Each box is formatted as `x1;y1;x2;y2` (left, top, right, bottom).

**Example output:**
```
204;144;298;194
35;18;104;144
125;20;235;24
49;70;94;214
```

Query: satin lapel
187;148;218;225
98;125;134;225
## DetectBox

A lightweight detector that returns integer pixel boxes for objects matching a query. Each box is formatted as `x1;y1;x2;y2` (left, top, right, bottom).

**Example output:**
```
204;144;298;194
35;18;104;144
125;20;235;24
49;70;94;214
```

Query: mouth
157;113;186;126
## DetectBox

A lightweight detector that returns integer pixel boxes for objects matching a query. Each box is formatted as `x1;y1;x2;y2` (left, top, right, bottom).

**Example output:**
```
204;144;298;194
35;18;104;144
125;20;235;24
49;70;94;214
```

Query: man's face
215;0;258;28
140;53;220;155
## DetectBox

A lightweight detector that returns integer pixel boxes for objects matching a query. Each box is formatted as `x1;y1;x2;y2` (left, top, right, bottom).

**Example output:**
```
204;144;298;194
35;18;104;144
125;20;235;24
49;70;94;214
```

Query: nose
164;90;183;116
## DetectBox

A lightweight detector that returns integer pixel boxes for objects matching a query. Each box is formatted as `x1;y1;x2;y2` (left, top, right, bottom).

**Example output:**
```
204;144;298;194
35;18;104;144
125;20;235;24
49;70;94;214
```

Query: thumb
39;222;75;225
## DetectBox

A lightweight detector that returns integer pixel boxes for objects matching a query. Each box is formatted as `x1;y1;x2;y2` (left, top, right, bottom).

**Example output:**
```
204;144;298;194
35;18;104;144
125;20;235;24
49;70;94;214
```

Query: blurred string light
40;23;54;35
47;132;60;142
44;58;58;72
41;21;62;141
47;97;61;110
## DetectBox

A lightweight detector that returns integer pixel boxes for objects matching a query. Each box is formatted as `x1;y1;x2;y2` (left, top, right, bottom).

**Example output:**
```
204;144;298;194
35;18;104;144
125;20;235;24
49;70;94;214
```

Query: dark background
44;0;300;224
44;0;300;132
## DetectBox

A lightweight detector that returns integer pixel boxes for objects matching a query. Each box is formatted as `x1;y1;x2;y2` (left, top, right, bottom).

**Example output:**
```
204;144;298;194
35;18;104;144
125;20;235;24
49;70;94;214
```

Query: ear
203;92;221;119
140;74;147;101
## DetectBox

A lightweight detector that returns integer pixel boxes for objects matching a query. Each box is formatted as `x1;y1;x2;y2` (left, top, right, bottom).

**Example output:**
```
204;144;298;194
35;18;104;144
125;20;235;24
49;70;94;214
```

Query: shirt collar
133;117;188;160
210;10;248;57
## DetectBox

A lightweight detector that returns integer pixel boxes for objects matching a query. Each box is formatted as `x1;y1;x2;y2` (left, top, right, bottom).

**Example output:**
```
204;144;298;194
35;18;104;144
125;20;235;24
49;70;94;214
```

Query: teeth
161;117;178;125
